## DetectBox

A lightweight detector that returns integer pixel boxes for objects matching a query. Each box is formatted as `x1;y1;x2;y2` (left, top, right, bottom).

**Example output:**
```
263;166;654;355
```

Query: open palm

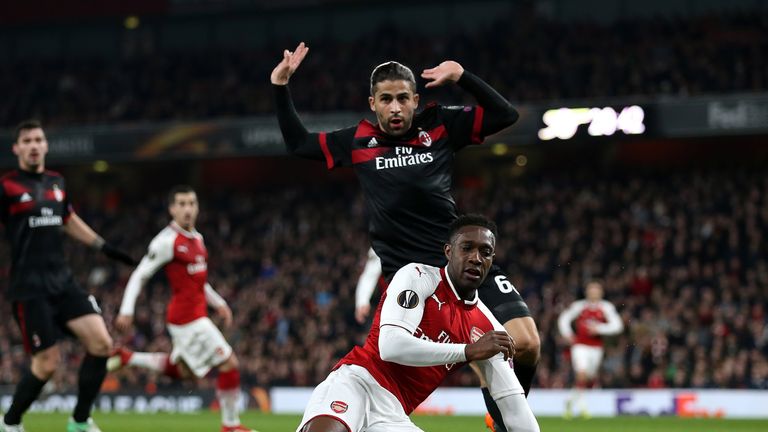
271;42;309;85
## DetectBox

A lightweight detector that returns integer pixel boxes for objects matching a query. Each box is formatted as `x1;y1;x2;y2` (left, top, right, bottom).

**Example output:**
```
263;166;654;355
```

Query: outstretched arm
115;235;174;332
422;61;519;135
63;213;136;265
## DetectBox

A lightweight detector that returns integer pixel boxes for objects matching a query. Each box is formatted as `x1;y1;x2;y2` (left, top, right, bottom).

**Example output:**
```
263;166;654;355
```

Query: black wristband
101;243;137;266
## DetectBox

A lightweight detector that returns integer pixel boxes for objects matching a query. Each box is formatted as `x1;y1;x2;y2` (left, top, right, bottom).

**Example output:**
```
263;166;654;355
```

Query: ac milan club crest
470;326;485;343
52;184;64;202
330;401;348;413
418;130;432;147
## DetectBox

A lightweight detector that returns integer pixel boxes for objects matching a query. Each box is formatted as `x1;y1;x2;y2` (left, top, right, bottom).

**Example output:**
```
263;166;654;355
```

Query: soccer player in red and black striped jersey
272;43;540;431
0;120;135;432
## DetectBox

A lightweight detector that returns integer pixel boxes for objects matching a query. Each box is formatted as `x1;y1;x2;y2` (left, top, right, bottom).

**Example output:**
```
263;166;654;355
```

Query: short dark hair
370;61;416;95
168;185;196;206
448;214;498;243
15;119;43;140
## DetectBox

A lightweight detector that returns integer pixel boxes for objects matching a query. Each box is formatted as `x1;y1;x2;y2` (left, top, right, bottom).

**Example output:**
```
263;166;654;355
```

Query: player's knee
32;351;60;379
219;353;239;372
86;334;113;357
513;331;541;364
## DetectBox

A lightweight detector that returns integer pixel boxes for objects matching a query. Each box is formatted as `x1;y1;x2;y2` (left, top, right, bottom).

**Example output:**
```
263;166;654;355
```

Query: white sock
218;388;241;427
128;352;169;372
575;389;588;414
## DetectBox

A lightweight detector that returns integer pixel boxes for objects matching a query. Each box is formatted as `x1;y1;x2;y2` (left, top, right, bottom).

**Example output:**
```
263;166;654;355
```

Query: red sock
217;369;240;391
163;358;182;379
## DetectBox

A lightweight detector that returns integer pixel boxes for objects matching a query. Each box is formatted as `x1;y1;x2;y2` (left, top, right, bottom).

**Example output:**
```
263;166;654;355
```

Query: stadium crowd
1;9;766;126
1;168;768;394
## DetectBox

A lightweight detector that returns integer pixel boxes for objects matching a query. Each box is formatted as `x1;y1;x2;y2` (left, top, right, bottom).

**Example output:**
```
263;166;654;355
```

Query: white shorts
297;364;424;432
571;344;604;378
167;317;233;378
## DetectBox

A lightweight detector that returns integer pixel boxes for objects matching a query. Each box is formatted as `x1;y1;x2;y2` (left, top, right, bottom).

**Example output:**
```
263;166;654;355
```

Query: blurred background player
354;247;382;324
110;185;255;432
272;43;540;432
557;280;624;419
298;215;538;432
0;120;136;432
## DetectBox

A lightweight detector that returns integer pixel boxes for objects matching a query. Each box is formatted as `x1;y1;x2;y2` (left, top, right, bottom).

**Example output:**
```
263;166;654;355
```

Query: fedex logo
617;392;725;418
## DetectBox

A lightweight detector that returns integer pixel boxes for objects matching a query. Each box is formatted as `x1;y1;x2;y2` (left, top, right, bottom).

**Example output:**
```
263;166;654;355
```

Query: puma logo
430;294;446;311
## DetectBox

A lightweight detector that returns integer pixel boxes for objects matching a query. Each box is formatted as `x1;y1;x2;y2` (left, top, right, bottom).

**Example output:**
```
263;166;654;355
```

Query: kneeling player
298;215;539;432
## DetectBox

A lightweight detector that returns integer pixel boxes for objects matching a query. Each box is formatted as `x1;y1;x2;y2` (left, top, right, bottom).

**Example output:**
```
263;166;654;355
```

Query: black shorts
478;265;531;324
11;290;102;354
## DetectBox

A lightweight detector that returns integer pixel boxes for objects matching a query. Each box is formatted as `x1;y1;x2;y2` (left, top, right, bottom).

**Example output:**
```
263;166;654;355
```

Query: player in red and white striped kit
557;280;624;418
110;185;255;432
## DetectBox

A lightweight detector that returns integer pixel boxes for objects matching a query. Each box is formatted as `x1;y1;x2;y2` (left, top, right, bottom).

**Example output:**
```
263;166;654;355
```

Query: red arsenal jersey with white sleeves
335;262;505;414
120;222;209;325
558;299;623;347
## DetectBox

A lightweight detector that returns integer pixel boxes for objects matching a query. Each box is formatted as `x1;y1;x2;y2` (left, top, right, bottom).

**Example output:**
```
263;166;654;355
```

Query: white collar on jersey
170;221;200;239
443;265;479;306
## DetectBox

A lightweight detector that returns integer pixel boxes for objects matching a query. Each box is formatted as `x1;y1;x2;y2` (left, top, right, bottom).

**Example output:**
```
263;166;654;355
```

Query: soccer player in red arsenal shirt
1;120;136;432
273;42;540;432
557;280;624;418
297;215;539;432
111;186;255;432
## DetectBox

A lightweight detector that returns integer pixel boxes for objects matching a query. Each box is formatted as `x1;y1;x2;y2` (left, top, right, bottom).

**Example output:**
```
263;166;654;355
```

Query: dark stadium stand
0;9;766;126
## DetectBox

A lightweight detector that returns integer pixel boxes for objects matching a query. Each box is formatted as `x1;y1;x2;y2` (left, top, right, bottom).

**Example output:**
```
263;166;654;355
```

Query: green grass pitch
19;411;768;431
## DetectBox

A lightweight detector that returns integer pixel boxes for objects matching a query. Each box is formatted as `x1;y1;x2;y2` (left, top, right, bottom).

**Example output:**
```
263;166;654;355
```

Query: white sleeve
495;393;540;432
477;300;539;431
379;326;466;366
204;282;227;308
119;233;174;316
594;301;624;335
557;301;582;338
355;248;382;309
378;263;467;366
475;301;525;399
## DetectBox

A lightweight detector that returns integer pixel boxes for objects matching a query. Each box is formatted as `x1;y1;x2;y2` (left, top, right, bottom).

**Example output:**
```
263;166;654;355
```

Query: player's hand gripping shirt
558;299;623;347
0;169;76;300
120;222;224;324
336;263;523;414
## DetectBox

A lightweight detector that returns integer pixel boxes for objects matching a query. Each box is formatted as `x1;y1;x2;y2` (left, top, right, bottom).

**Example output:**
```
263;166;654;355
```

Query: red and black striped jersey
316;103;485;277
0;169;75;300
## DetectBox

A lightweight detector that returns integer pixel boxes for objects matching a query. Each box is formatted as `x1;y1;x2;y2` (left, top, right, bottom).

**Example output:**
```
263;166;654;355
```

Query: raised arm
422;61;519;135
270;42;326;160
